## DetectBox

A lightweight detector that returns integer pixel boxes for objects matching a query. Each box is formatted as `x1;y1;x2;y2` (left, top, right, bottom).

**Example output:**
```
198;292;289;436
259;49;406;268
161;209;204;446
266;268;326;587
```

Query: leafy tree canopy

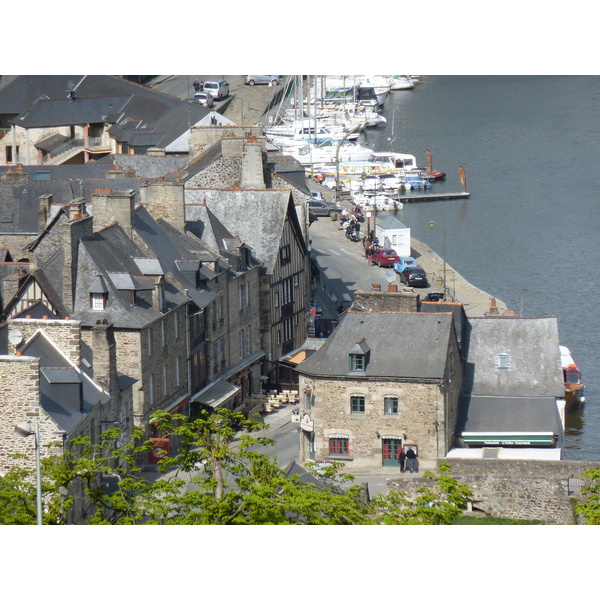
0;409;472;525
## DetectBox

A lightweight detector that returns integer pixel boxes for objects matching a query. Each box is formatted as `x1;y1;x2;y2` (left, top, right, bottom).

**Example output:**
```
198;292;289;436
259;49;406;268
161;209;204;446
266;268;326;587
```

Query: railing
42;136;105;163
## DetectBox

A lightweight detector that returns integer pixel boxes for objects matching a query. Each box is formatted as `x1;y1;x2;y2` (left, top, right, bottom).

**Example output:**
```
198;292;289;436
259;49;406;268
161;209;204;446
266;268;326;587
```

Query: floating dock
399;191;470;202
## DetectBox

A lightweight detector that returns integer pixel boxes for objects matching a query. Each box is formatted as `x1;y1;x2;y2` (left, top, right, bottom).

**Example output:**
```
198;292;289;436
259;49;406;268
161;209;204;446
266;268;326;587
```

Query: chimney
91;320;119;402
91;189;136;238
38;194;53;231
141;180;186;233
486;298;500;316
61;198;93;312
152;275;166;312
240;138;265;189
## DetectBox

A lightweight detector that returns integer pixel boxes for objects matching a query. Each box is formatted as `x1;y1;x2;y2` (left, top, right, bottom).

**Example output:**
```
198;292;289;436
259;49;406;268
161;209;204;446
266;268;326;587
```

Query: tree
574;468;600;524
0;409;473;525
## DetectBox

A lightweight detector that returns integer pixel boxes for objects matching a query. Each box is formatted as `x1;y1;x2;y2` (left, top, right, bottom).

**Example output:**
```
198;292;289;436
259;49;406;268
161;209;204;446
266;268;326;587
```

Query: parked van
203;79;229;101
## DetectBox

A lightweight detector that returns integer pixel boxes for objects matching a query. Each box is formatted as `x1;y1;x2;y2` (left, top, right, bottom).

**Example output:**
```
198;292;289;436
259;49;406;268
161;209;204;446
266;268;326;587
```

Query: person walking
193;79;200;93
406;446;418;473
398;447;406;473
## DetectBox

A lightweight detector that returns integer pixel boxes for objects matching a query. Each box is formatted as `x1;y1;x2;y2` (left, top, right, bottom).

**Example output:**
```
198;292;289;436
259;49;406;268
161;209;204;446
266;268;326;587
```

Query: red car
371;248;399;267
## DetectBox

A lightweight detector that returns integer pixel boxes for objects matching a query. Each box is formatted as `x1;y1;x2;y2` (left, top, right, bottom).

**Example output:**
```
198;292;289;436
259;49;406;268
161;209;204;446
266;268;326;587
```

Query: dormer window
90;292;107;310
349;337;370;372
88;275;109;311
497;353;510;370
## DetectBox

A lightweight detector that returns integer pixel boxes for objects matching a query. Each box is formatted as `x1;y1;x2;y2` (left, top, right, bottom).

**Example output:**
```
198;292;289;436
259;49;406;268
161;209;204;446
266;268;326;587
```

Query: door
382;438;402;467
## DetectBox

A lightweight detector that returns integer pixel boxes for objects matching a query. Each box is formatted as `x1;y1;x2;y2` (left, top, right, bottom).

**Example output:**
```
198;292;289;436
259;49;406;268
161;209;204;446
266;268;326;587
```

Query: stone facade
388;458;600;524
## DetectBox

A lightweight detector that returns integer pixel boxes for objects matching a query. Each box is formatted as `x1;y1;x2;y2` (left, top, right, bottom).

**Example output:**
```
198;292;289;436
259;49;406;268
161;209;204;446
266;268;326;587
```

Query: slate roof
454;395;563;436
71;219;188;328
0;75;210;150
461;316;564;398
21;331;108;435
186;189;304;275
133;206;219;309
296;310;454;380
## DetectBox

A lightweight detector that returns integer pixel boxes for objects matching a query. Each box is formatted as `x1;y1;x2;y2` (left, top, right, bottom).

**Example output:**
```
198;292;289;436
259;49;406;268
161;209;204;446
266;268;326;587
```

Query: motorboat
276;140;374;166
390;76;415;90
560;346;585;412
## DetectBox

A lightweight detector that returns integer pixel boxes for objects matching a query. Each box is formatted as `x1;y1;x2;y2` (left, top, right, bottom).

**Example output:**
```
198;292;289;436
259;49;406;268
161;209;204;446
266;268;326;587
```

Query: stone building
295;293;463;469
0;315;125;522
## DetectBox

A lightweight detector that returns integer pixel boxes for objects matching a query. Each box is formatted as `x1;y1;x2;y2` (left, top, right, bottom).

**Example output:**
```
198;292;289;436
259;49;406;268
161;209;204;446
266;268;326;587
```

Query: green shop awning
462;432;556;446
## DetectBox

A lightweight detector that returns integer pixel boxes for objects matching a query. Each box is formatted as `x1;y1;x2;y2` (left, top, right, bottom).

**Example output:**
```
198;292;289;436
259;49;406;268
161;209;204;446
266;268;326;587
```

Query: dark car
307;200;341;217
371;248;400;267
400;266;429;287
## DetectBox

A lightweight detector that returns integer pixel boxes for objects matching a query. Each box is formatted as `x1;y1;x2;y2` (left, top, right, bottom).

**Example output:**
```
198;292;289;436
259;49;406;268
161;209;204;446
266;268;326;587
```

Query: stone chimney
1;163;29;184
38;194;53;232
240;136;266;190
91;189;136;238
485;298;500;316
62;198;93;312
152;275;166;312
106;164;137;179
140;179;186;233
91;320;119;401
353;289;421;313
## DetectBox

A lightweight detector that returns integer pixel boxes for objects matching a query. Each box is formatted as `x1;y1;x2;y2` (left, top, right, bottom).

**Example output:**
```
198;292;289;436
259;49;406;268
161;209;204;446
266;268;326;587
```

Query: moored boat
560;345;585;412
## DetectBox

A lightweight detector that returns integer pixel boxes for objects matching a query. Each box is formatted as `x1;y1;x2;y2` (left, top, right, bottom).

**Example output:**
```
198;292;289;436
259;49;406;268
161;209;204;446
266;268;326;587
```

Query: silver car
245;75;280;86
193;92;214;108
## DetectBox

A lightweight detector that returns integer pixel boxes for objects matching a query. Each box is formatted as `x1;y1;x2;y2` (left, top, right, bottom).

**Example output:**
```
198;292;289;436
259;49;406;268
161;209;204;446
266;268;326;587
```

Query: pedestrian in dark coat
398;448;406;473
406;446;418;473
193;79;200;92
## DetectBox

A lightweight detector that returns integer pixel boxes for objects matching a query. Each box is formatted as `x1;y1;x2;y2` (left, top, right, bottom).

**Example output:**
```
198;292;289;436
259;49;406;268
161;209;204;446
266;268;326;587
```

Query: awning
190;379;240;409
461;432;555;446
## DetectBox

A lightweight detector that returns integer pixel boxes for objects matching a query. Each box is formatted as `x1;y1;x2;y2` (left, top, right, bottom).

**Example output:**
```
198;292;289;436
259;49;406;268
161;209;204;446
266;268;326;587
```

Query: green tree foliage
0;409;472;525
574;468;600;524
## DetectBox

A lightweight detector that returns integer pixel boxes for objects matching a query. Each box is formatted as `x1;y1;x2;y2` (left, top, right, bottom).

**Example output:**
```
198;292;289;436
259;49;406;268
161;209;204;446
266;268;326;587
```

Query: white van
203;80;229;101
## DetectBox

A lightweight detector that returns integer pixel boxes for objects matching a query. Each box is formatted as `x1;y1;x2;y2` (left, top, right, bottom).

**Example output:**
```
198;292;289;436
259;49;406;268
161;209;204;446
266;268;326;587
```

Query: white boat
390;76;415;90
326;151;419;179
275;141;374;166
266;119;362;143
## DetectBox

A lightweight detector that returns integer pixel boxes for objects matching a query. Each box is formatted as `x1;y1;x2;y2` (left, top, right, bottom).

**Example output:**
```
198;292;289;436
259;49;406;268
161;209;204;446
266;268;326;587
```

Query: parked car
393;256;418;273
424;292;445;302
371;248;400;267
310;190;325;201
193;92;214;108
245;75;280;86
307;200;341;217
203;79;229;100
399;266;429;287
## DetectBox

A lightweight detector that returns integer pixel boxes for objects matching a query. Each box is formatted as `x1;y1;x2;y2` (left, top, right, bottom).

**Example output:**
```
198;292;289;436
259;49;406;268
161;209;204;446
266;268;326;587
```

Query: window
239;330;244;359
149;374;154;406
350;354;365;371
90;292;106;311
176;356;180;387
161;320;166;347
147;329;153;356
351;395;365;414
329;437;349;456
280;244;291;265
497;353;510;369
163;364;168;395
276;330;281;345
274;291;280;308
304;388;312;409
384;396;399;415
174;312;179;338
293;273;299;287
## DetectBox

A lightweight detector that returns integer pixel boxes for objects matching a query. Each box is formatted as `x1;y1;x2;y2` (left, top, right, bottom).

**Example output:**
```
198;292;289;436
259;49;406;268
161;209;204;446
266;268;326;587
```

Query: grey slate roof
71;220;187;328
461;316;564;398
0;75;210;150
186;189;302;275
22;331;108;435
296;310;454;380
132;206;219;309
454;395;563;436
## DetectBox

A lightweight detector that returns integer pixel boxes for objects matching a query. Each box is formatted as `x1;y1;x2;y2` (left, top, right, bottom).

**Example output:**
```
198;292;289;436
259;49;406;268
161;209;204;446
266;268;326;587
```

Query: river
360;75;600;461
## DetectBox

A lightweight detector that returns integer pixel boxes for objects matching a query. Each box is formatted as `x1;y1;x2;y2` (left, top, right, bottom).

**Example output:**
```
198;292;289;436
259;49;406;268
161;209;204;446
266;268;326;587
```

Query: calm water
362;76;600;461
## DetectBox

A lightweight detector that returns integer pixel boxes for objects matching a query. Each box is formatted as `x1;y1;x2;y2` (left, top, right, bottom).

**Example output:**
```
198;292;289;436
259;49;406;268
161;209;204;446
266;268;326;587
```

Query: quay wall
387;458;600;524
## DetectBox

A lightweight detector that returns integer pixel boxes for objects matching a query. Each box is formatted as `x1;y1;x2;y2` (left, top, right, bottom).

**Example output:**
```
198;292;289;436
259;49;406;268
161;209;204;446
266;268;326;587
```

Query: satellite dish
385;270;396;283
8;329;23;345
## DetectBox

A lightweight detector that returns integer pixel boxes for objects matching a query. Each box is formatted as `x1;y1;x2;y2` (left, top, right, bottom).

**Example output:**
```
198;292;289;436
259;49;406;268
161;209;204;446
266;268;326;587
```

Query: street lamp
429;219;447;298
14;421;43;525
335;123;362;205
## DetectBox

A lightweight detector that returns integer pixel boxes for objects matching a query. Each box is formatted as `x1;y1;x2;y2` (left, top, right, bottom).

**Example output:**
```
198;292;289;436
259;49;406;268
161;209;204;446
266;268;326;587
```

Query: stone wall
387;458;600;524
